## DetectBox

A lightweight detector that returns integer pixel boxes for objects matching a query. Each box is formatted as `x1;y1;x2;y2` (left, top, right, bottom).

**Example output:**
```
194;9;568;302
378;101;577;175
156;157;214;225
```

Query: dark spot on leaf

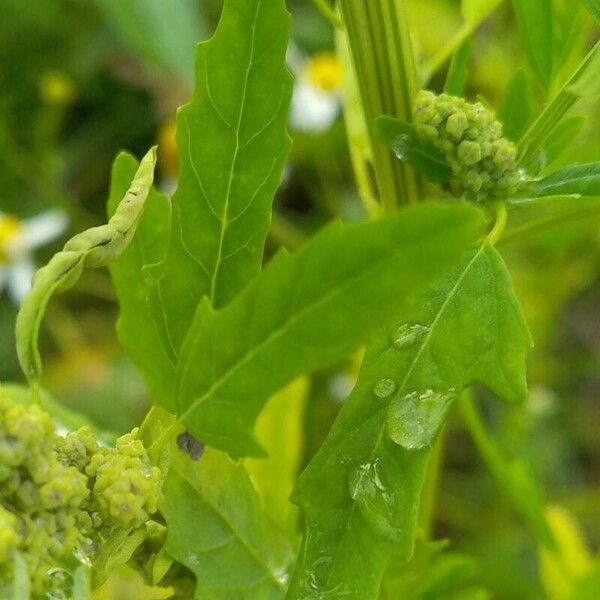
177;432;205;461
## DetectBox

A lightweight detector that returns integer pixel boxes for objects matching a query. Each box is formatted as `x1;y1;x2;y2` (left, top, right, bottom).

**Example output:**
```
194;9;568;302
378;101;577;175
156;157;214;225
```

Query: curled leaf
15;147;157;386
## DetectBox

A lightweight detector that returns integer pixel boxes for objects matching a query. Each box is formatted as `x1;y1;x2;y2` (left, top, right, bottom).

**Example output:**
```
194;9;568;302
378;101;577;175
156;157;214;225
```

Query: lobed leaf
175;204;484;458
145;0;293;356
287;243;531;599
15;147;157;387
162;447;292;600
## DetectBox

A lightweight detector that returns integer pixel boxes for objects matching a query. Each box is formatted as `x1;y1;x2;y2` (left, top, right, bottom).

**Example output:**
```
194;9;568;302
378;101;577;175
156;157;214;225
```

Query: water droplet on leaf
347;461;401;542
386;388;456;450
373;378;397;399
389;323;430;350
393;135;411;160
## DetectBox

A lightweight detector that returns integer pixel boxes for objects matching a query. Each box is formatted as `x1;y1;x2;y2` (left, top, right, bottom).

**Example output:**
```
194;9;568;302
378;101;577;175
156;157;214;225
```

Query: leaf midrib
208;0;262;306
321;242;486;591
177;225;460;435
174;461;286;592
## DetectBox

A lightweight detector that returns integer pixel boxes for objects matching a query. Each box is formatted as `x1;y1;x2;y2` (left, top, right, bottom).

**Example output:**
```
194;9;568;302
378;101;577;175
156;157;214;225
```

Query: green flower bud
446;111;468;141
0;506;20;564
492;140;517;170
458;140;482;166
411;90;523;201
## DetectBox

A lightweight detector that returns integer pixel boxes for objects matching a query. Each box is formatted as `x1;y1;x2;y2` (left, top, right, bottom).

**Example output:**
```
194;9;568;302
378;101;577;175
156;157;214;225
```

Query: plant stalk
339;0;420;209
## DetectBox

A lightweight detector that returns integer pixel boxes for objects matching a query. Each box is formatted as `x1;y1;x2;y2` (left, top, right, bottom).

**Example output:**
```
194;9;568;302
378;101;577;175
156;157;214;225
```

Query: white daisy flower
0;210;69;303
289;47;343;133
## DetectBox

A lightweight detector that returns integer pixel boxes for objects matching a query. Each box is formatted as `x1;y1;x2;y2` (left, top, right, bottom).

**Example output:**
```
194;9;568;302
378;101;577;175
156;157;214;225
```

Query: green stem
339;0;420;209
458;392;556;549
312;0;343;28
487;201;507;246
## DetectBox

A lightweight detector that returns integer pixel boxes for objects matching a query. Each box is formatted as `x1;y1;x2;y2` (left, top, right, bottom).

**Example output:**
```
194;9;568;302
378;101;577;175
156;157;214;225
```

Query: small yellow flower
289;48;344;133
304;52;344;93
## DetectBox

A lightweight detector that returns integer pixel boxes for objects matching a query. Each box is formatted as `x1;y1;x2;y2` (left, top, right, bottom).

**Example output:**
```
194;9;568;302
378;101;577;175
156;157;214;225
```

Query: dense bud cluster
413;90;522;201
0;396;161;596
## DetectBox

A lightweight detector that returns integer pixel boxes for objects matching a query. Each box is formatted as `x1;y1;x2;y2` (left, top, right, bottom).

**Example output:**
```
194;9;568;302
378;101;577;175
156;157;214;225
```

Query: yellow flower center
305;52;343;93
0;215;22;263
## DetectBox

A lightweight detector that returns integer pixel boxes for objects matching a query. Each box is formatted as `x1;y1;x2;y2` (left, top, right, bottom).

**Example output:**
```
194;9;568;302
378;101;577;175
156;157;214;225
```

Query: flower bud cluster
413;90;522;201
0;396;161;596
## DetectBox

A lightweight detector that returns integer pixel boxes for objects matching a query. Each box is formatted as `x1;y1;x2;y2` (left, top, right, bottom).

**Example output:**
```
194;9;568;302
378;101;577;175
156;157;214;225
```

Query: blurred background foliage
0;1;599;598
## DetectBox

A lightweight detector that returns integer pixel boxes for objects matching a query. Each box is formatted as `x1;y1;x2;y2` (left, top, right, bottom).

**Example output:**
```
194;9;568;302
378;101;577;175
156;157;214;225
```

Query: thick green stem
339;0;420;209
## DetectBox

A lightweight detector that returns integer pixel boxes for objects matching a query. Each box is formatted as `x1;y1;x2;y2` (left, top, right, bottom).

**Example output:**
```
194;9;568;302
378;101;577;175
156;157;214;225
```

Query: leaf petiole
487;201;507;246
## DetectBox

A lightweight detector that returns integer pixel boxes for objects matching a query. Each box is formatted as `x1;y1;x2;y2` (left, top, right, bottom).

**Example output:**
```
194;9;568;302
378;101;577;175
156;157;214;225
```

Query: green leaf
444;39;472;97
499;70;532;142
511;0;554;87
15;147;157;387
578;0;600;22
175;204;484;458
374;117;453;183
12;553;30;600
146;0;293;355
107;152;176;410
93;0;206;82
161;446;292;600
503;194;600;244
288;243;531;599
518;42;600;170
532;162;600;197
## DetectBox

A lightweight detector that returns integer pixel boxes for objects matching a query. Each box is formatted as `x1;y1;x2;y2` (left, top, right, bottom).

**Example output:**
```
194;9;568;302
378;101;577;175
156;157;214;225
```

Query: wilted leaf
15;147;157;387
